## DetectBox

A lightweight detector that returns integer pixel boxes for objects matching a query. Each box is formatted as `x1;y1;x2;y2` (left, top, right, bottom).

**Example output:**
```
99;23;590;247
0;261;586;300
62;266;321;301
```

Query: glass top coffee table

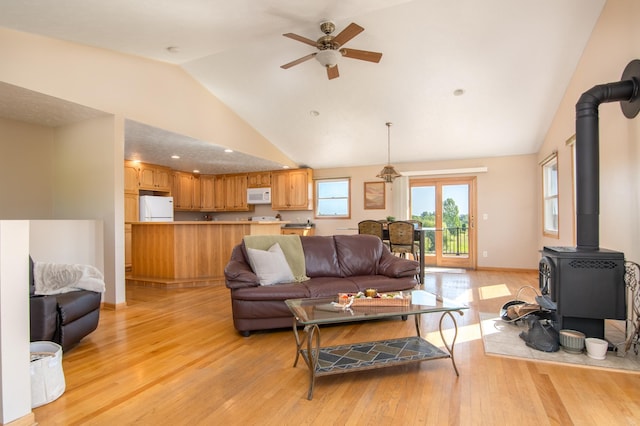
285;290;468;400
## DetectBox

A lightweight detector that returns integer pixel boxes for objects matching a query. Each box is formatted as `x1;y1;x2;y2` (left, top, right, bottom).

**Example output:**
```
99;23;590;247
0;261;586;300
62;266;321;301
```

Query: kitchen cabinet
271;168;313;210
200;175;215;211
213;175;226;211
172;171;201;210
213;174;253;212
248;171;271;188
124;192;139;222
225;173;251;211
128;221;282;286
124;160;140;194
138;163;171;192
281;226;315;236
124;223;132;271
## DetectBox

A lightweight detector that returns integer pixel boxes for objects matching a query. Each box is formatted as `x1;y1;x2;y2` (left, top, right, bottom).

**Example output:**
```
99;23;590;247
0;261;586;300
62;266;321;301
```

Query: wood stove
538;60;640;339
540;246;625;338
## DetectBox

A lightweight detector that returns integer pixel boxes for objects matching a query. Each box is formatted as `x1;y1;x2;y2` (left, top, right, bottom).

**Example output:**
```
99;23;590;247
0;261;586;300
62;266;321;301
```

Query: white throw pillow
246;243;295;285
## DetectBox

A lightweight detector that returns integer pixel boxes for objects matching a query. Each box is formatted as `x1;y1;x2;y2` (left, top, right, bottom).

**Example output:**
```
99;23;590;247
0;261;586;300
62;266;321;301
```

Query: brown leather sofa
29;257;102;351
224;234;419;336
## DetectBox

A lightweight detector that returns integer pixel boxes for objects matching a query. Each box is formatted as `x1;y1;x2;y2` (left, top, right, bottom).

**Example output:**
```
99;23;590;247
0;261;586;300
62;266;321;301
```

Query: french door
410;177;476;269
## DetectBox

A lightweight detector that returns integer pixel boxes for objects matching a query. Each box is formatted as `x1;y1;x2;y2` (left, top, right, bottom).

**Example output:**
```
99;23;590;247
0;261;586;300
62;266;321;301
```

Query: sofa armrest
30;295;58;341
224;260;260;289
377;251;419;277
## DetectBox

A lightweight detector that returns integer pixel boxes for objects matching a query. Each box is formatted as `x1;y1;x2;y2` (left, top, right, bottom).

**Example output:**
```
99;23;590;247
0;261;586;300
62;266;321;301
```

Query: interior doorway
410;177;476;269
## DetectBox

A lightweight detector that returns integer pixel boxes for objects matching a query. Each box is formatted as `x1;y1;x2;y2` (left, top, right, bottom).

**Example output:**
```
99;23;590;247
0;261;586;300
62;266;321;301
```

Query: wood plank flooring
33;270;640;425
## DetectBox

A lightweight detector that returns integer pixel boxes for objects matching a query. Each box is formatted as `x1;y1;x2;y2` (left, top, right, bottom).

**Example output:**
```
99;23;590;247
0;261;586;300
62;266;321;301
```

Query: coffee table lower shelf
298;336;451;399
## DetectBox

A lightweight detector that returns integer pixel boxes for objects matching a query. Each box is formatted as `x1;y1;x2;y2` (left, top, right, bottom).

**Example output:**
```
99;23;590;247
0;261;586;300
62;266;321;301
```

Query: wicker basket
338;292;411;307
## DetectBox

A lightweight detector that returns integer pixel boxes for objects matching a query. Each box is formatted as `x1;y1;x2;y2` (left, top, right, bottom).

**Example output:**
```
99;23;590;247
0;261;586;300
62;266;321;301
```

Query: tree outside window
542;154;559;237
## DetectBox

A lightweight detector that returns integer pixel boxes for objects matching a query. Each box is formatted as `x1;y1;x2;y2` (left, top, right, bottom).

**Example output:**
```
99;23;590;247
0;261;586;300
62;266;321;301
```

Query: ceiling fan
280;21;383;80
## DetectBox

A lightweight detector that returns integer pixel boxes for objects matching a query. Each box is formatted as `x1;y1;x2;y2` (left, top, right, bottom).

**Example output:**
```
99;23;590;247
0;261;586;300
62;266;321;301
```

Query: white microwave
247;188;271;204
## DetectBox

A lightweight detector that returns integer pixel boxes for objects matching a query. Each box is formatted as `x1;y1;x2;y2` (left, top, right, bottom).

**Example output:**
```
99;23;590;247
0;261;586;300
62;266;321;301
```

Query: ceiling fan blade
282;33;318;47
327;65;339;80
332;23;364;47
280;53;317;69
340;48;383;63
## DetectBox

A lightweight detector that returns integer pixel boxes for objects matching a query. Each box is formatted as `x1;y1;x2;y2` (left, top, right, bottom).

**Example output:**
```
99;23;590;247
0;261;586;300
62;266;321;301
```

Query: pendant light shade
376;122;401;183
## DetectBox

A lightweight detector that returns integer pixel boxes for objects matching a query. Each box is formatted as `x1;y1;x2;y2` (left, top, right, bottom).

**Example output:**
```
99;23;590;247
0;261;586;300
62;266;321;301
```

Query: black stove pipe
575;81;635;249
575;62;640;250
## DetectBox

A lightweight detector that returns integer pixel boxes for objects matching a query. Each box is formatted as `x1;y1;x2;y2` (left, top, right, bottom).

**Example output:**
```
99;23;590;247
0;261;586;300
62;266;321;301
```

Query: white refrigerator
139;196;174;222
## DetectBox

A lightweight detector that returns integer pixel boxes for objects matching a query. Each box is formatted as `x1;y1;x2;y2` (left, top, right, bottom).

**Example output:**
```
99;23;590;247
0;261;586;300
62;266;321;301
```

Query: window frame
314;177;351;219
542;153;559;238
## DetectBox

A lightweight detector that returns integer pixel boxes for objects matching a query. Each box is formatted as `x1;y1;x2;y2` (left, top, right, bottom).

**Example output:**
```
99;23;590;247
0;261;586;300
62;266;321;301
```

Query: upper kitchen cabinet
138;163;171;192
200;175;216;211
172;171;201;211
225;173;252;212
212;174;254;212
271;168;313;211
247;171;271;188
124;160;140;194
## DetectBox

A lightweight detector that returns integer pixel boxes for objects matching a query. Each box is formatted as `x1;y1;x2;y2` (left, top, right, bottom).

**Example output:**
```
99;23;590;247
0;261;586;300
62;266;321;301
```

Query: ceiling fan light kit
377;122;402;183
281;21;382;80
315;49;340;67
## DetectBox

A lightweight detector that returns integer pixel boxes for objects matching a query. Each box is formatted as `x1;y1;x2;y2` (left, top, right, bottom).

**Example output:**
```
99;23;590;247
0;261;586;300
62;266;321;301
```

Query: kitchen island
127;221;284;288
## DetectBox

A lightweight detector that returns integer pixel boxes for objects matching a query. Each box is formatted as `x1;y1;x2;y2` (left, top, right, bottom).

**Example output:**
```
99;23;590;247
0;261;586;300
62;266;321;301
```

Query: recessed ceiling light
310;110;320;117
224;149;233;153
282;165;290;169
193;169;200;173
166;46;180;53
171;155;180;159
453;88;465;96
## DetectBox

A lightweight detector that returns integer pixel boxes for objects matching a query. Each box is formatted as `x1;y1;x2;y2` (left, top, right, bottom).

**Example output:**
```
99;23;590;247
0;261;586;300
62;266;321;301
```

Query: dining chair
358;220;388;247
387;220;419;260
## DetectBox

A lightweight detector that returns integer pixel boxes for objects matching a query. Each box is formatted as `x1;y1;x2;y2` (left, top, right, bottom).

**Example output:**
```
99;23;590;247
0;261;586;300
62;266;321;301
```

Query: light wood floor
33;270;640;425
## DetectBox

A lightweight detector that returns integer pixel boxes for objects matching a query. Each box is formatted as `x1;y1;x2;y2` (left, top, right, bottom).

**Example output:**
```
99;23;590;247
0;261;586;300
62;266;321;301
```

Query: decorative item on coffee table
338;290;411;307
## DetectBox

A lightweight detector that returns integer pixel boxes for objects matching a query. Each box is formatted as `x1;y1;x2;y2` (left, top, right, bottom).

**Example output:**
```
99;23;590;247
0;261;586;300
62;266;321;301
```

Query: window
542;154;559;237
315;178;351;218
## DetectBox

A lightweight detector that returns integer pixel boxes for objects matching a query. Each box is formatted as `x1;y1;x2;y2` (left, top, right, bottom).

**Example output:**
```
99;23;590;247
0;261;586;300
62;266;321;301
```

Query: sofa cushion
246;243;295;285
334;234;382;277
300;236;342;277
232;282;311;301
56;291;102;325
304;277;360;298
346;275;418;293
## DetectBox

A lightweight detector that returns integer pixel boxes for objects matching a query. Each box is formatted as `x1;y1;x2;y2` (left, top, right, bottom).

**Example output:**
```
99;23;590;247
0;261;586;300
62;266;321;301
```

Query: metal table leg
292;319;321;400
439;310;464;376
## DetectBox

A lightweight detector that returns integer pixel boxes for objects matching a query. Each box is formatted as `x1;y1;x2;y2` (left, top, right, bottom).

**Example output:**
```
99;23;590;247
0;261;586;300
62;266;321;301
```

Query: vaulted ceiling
0;0;606;173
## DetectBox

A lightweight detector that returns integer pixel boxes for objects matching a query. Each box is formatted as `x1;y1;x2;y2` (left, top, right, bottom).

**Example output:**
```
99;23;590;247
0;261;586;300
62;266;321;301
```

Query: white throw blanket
34;262;106;295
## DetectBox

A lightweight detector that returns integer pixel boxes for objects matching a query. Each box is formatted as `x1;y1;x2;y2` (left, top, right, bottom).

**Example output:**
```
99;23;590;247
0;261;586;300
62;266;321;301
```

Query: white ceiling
0;0;606;173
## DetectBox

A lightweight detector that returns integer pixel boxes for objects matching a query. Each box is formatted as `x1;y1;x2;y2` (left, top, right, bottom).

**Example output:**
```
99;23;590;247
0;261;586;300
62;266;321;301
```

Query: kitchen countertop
129;221;288;225
281;223;315;228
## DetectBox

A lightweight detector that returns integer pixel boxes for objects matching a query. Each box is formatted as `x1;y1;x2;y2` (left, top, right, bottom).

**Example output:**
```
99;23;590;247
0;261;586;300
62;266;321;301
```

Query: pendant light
376;122;401;183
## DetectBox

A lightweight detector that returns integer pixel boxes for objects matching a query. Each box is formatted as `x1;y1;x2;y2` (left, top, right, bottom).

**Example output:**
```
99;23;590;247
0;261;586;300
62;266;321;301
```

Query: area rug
479;312;640;373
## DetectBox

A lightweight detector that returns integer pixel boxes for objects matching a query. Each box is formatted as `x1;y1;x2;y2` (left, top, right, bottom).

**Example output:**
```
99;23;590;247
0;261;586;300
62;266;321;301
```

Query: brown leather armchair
29;257;102;352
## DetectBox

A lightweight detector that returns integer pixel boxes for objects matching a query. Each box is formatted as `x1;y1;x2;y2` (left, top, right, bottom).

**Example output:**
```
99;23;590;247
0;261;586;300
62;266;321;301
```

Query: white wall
0;117;55;218
0;116;121;305
52;117;122;304
0;27;292;168
29;220;104;270
538;0;640;262
312;154;538;270
0;221;31;424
